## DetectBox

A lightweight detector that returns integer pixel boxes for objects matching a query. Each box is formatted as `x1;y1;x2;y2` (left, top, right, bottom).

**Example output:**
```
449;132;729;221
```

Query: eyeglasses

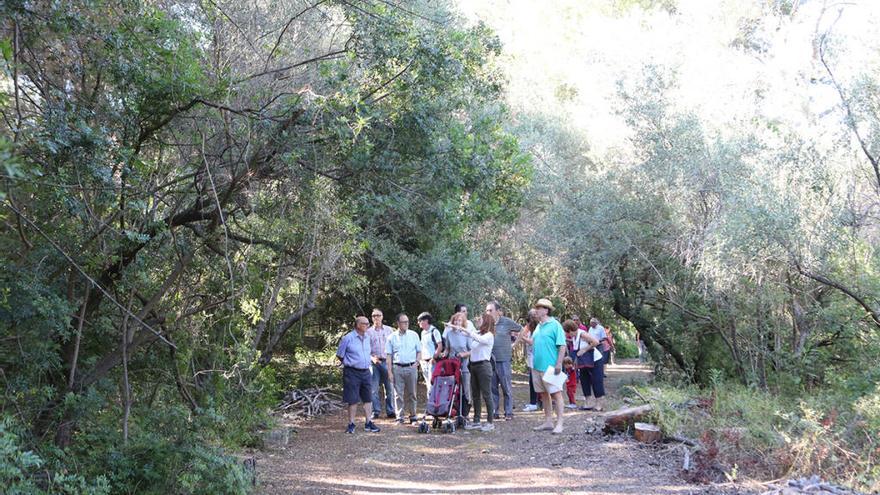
371;314;382;317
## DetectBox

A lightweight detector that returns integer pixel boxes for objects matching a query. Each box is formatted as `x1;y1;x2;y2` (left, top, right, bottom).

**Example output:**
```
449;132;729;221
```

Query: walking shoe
464;422;482;430
504;414;514;421
364;421;381;433
565;404;578;409
386;412;396;419
522;404;538;412
395;417;405;424
370;412;379;419
481;423;495;432
409;415;418;424
346;422;356;434
493;413;501;420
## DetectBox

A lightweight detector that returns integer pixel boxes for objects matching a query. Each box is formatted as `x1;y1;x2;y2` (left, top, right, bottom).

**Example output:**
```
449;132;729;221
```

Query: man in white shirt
386;313;422;423
419;312;443;397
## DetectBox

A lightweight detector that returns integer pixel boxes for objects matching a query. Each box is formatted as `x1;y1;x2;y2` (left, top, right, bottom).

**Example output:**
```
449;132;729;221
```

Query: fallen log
601;404;654;433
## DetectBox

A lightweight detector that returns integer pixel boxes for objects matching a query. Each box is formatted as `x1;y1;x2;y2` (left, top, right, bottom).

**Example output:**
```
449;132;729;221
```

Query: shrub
637;381;880;491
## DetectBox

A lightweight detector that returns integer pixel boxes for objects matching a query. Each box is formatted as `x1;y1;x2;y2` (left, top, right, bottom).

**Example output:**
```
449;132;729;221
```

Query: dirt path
254;359;731;495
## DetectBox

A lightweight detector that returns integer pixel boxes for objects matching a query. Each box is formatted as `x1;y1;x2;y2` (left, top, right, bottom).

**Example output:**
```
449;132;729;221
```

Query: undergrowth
622;378;880;492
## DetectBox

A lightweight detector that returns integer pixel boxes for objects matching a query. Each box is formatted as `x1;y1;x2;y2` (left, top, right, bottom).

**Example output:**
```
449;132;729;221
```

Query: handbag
573;331;594;366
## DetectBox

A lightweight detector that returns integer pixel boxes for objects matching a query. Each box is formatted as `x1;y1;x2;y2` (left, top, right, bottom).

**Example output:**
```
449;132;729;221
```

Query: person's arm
553;325;566;374
434;329;443;357
555;344;565;375
509;319;523;340
470;331;494;346
420;333;430;359
385;337;395;380
576;331;600;356
369;329;380;364
336;335;348;366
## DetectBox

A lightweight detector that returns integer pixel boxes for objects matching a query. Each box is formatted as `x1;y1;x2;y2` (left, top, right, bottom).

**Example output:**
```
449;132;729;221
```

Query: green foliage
0;417;110;494
639;380;880;491
1;0;530;491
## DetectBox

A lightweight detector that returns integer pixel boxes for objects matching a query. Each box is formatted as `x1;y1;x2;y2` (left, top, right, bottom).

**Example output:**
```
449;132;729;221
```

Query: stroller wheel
418;422;429;434
455;416;465;428
432;418;441;429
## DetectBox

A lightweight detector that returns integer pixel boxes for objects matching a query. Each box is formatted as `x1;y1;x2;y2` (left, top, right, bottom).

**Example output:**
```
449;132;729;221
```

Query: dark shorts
342;367;372;405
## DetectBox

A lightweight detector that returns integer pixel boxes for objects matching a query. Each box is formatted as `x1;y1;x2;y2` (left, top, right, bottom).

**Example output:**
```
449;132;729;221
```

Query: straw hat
533;298;554;311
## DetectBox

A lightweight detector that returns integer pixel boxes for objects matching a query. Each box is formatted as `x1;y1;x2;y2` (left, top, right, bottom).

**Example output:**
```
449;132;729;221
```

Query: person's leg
539;391;553;427
499;361;514;417
405;366;418;418
370;364;381;415
528;367;537;406
490;361;500;417
420;361;433;397
470;365;482;424
592;361;606;411
580;367;595;408
551;390;564;432
460;370;471;417
358;370;377;430
392;367;405;418
478;362;495;423
565;372;577;404
342;368;360;429
360;370;374;420
379;361;395;415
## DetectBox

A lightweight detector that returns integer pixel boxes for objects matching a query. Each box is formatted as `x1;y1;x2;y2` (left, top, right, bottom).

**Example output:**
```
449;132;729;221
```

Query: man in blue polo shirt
530;298;567;434
337;316;381;434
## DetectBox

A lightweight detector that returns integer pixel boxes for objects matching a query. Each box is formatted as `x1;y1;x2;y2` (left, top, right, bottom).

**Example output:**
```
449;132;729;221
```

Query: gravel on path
254;359;759;495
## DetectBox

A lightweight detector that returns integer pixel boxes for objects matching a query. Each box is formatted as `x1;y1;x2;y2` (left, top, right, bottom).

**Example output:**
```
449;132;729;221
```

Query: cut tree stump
601;404;654;433
633;422;662;443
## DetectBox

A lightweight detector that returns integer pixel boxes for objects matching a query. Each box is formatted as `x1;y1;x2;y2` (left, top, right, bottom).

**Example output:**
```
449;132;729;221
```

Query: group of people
335;298;614;435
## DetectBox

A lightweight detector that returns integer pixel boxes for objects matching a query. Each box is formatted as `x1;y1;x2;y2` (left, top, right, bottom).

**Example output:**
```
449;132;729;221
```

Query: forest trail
255;359;724;495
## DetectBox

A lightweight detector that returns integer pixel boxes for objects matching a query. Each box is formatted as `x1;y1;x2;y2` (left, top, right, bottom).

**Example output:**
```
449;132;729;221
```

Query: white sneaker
480;423;495;432
565;403;578;409
522;404;538;412
464;422;482;430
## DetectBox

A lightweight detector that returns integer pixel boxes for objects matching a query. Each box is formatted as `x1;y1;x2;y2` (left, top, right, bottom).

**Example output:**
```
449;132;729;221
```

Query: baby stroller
418;357;465;434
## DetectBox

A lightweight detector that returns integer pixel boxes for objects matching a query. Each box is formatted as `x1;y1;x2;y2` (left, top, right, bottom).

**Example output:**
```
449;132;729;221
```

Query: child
563;356;578;409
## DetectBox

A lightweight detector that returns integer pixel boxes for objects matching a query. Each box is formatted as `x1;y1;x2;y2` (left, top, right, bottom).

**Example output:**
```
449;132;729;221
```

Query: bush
0;417;110;494
636;380;880;491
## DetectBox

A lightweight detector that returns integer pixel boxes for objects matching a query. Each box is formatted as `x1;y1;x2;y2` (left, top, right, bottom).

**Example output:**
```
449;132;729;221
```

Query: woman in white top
448;312;495;431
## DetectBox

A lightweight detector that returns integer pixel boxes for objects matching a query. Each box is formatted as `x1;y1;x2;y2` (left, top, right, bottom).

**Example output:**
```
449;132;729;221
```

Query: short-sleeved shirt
367;325;394;359
532;318;565;374
589;325;607;345
492;316;522;362
420;325;443;359
336;330;372;369
386;330;421;364
442;326;472;368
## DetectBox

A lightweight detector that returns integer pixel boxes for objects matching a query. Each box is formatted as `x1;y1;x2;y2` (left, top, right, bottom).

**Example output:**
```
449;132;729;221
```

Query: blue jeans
490;360;513;416
371;361;394;415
